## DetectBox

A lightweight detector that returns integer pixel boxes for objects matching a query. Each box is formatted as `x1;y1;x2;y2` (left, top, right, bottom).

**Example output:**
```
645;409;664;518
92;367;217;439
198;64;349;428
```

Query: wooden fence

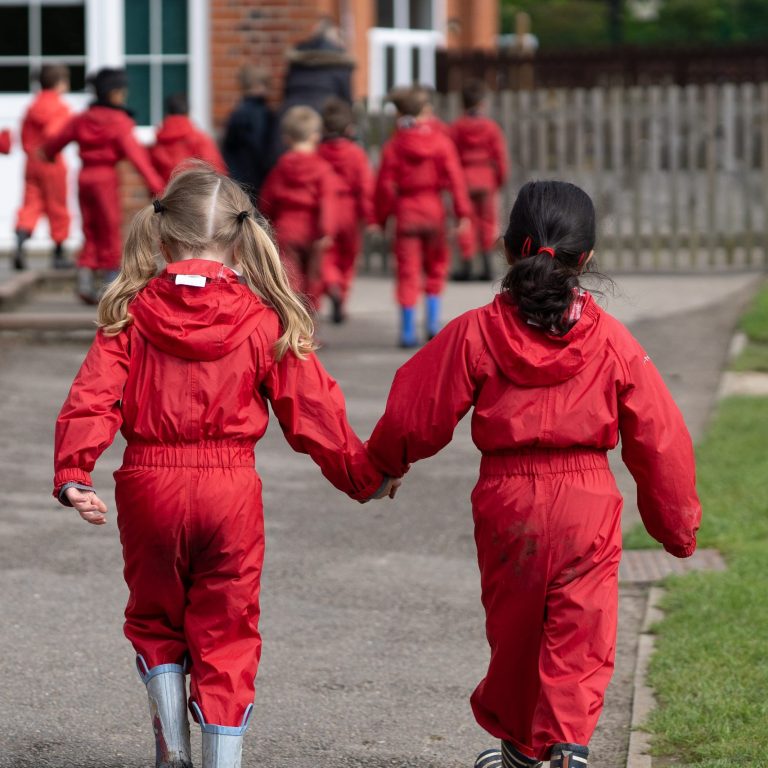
363;82;768;272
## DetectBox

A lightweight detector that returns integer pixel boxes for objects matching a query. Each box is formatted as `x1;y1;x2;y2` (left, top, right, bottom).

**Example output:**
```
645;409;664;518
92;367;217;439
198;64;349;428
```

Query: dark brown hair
39;64;69;90
462;79;487;110
322;97;353;136
388;86;430;117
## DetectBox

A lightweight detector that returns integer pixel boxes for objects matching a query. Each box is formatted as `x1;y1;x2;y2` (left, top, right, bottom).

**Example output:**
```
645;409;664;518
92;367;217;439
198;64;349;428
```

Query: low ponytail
99;203;160;335
501;181;596;335
237;214;316;359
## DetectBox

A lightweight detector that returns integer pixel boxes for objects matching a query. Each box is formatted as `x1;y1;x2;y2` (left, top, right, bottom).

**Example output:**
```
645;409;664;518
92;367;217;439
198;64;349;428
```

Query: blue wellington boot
550;742;589;768
399;305;418;348
425;294;442;339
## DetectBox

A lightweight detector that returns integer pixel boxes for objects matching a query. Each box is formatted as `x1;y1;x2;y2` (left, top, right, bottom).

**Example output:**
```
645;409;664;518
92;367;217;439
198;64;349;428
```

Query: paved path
0;270;759;768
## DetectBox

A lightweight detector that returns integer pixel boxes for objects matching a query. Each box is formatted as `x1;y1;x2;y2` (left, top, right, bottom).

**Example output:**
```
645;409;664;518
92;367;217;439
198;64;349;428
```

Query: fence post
686;84;700;270
667;84;681;269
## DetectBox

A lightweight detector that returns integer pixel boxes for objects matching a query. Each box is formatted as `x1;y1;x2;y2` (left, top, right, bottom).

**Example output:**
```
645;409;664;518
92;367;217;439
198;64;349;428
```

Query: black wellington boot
14;229;31;270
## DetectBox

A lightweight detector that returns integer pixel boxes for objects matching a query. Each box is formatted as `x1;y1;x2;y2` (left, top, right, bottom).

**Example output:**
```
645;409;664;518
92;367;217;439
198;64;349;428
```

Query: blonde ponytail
98;204;160;335
238;214;316;359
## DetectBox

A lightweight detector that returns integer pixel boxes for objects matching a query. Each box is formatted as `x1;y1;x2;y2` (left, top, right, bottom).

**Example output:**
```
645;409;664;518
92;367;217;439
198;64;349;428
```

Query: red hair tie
521;236;533;257
537;246;556;259
577;251;589;266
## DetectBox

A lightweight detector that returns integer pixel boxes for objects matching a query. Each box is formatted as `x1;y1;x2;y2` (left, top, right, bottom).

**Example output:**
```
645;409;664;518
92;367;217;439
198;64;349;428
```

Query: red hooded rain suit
53;259;383;728
450;114;509;259
317;137;375;301
149;114;228;185
259;150;339;309
0;129;10;155
16;90;72;243
45;105;163;271
366;292;701;760
374;121;472;307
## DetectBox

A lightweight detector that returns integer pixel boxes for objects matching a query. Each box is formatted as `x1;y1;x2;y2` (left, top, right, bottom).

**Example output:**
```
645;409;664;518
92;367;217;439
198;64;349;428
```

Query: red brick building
0;0;499;247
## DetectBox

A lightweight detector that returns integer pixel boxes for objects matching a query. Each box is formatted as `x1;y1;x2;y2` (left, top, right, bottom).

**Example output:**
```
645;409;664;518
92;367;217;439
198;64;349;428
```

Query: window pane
410;0;432;30
125;0;150;55
0;6;29;56
162;0;187;54
126;63;150;126
162;63;188;107
67;64;86;91
42;5;86;56
0;65;30;92
377;0;394;27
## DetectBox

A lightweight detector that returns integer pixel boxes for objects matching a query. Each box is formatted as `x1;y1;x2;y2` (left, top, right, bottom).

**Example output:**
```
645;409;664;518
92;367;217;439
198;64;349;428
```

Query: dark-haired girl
367;181;701;768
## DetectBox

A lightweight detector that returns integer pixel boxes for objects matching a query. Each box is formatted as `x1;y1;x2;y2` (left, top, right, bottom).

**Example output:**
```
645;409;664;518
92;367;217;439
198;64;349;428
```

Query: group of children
53;165;701;768
7;68;508;344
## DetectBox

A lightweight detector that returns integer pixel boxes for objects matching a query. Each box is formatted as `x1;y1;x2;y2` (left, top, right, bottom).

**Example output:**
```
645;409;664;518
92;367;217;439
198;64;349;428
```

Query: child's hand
387;478;402;499
65;487;108;525
371;477;402;501
457;217;471;234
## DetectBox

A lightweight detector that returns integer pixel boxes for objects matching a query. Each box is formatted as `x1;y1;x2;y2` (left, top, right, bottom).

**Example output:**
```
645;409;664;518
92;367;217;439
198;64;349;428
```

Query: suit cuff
53;468;93;504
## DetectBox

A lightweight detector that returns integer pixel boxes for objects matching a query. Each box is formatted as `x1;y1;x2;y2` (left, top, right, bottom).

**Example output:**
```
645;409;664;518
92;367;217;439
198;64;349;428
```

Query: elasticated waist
123;441;255;468
480;447;609;476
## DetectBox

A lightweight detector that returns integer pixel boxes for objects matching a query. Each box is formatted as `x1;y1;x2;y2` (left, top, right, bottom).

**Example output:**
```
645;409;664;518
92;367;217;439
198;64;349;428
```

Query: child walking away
15;65;72;271
367;181;701;767
317;97;375;323
44;68;163;304
375;86;471;347
450;80;509;282
259;106;339;311
149;93;227;184
52;168;396;768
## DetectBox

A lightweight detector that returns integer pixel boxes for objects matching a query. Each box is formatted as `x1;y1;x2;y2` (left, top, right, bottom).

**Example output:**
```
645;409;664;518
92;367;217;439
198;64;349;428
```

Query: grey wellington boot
191;702;253;768
76;267;98;305
137;655;193;768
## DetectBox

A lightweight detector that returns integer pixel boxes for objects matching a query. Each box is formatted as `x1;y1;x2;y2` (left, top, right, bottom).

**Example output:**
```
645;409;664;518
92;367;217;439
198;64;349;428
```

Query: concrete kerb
0;268;75;310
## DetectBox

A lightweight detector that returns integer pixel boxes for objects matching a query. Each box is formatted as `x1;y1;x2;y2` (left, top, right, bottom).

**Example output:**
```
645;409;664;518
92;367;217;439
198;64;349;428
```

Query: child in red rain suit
375;86;471;348
53;168;396;768
367;181;701;768
317;97;375;323
450;80;509;282
15;65;72;271
44;68;163;304
259;106;338;311
150;92;227;185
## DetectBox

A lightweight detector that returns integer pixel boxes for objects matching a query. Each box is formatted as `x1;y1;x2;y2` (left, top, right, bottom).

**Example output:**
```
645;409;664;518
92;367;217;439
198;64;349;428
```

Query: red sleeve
195;131;228;175
258;168;277;220
45;101;73;142
354;147;376;225
366;313;482;478
318;162;339;238
43;116;77;160
490;122;509;188
373;142;397;227
117;127;164;195
614;334;701;558
0;129;10;155
439;138;472;219
53;329;132;500
260;348;383;501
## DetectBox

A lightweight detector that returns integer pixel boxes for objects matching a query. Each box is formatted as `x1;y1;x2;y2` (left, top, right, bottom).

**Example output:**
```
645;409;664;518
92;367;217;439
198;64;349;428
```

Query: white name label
175;274;207;287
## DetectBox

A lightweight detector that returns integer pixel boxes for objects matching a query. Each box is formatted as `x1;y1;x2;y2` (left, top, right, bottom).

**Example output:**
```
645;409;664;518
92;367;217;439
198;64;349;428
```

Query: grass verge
731;280;768;372
640;396;768;766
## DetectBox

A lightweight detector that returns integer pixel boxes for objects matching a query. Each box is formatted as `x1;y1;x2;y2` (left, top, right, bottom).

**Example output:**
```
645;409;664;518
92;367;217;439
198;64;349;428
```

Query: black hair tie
237;210;250;223
152;199;166;214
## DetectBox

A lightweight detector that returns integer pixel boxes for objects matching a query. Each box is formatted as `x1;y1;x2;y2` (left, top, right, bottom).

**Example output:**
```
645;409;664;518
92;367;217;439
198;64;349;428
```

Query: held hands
65;486;108;525
371;476;402;501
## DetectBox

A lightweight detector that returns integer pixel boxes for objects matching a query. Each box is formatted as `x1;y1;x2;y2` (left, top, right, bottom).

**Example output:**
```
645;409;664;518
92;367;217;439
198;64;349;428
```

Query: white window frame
386;0;445;32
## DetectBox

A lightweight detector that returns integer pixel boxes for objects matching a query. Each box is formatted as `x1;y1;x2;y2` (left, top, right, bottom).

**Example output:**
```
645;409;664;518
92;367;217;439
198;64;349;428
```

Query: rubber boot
51;243;71;270
136;655;193;768
191;702;253;768
550;743;589;768
14;229;31;271
451;258;473;281
477;251;494;281
425;294;441;340
475;741;543;768
76;267;99;306
328;285;345;324
399;306;418;348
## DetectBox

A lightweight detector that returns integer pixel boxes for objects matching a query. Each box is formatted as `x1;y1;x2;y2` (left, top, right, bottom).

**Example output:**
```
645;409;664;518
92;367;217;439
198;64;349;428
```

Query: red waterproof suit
375;121;471;307
317;137;374;301
16;90;72;243
150;114;228;185
367;292;701;760
259;150;339;308
53;259;382;727
45;105;163;271
0;129;10;154
450;114;509;259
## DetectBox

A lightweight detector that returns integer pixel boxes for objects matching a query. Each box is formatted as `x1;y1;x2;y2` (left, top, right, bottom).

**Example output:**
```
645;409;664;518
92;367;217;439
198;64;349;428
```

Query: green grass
730;341;768;373
635;396;768;766
739;281;768;344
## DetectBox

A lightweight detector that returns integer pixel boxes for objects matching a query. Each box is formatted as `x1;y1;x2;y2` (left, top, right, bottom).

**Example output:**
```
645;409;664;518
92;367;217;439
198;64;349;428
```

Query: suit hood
274;150;329;185
130;259;267;361
26;91;65;130
478;293;606;386
155;115;194;143
392;122;443;161
77;104;134;143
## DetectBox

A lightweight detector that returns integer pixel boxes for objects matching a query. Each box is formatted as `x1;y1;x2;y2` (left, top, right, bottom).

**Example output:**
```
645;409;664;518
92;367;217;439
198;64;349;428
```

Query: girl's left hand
65;487;108;525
